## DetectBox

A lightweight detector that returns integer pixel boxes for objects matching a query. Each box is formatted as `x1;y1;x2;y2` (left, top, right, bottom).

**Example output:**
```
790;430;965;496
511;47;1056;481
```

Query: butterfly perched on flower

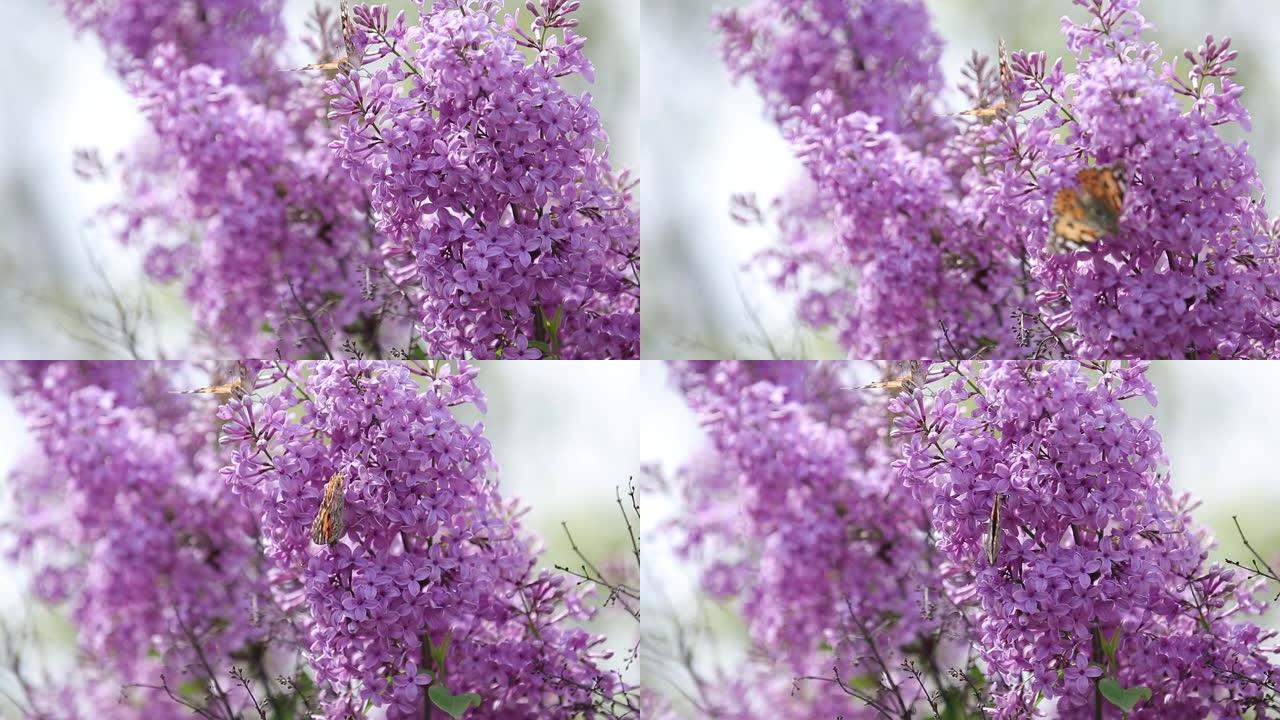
1050;163;1127;251
986;494;1005;565
311;470;347;545
173;377;243;396
171;361;251;397
294;0;357;74
950;39;1015;122
856;361;926;394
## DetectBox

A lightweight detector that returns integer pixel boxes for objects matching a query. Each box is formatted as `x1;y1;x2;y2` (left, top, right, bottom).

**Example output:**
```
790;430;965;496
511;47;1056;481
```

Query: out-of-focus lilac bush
717;0;1280;359
60;0;638;359
2;361;634;719
654;360;1279;719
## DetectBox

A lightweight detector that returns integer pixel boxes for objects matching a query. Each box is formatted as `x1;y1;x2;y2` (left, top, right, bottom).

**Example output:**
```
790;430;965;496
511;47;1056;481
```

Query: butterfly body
1051;164;1126;251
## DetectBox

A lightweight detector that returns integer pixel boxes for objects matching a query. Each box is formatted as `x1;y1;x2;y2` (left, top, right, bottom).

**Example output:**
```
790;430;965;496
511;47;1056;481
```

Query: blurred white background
642;0;1280;358
0;361;638;716
0;0;638;358
641;361;1280;712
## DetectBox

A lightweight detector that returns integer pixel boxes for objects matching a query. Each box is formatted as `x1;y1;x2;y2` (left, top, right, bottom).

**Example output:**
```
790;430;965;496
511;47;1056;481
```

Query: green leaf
1098;677;1151;712
291;671;315;697
1099;627;1123;668
269;672;316;720
178;679;205;698
428;634;451;676
428;685;482;719
938;687;966;720
846;673;880;692
967;663;986;693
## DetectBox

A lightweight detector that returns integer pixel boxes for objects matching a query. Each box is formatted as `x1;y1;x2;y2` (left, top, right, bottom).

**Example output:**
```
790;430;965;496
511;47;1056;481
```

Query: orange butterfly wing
311;471;347;545
1077;166;1125;216
1052;187;1100;246
1050;164;1126;251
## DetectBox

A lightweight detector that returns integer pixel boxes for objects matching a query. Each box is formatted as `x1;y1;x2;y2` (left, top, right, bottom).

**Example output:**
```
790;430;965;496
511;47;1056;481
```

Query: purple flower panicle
57;0;638;358
719;0;1280;358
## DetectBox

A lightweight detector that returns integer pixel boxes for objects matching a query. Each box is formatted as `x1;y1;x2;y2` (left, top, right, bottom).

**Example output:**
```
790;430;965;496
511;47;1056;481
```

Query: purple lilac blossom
124;49;385;357
894;361;1279;718
667;361;959;718
328;1;639;359
2;361;278;720
61;0;282;75
717;0;1280;358
3;361;630;719
663;360;1279;718
219;361;625;718
58;0;638;358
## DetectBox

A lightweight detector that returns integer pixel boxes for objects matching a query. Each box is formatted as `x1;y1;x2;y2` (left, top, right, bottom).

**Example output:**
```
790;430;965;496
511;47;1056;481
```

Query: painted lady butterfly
172;361;251;397
986;493;1004;565
295;1;357;74
311;470;347;545
1050;163;1127;251
951;39;1015;121
856;361;926;394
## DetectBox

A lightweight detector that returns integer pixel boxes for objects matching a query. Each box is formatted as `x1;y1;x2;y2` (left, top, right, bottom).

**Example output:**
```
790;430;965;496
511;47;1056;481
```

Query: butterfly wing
297;60;345;72
311;471;347;545
340;0;356;60
997;38;1013;100
1051;187;1102;248
173;376;244;396
986;494;1004;565
1050;164;1126;251
1079;164;1126;220
858;361;925;393
952;99;1007;120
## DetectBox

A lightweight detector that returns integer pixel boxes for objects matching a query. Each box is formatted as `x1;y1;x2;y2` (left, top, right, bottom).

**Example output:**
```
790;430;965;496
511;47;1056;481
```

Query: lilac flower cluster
329;1;639;359
2;361;276;719
659;361;1280;718
718;0;1280;358
59;0;637;358
3;361;631;719
62;0;383;358
62;0;282;75
894;361;1279;717
665;362;953;718
716;0;944;131
124;50;386;358
219;361;625;717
